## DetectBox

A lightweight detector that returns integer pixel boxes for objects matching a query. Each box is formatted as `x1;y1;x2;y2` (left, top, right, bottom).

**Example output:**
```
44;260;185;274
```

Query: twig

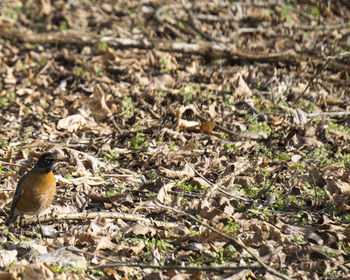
193;2;318;21
93;262;261;271
236;101;260;115
295;51;350;103
295;23;350;31
184;4;214;41
0;161;21;167
139;99;162;119
217;188;250;202
279;3;319;21
183;158;218;201
255;165;285;199
154;201;292;280
307;111;350;118
326;51;350;59
184;159;250;201
195;13;237;22
23;211;178;228
294;59;332;103
65;245;262;272
254;246;284;264
101;173;135;177
154;4;185;39
183;159;212;186
1;30;349;72
168;191;201;199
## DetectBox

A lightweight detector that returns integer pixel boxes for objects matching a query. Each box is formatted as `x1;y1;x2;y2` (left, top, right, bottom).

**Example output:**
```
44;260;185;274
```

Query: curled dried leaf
200;121;215;134
200;121;222;137
57;114;87;132
89;85;112;122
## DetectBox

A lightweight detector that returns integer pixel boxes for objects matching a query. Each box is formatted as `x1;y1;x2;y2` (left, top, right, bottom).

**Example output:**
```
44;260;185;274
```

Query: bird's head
34;152;65;173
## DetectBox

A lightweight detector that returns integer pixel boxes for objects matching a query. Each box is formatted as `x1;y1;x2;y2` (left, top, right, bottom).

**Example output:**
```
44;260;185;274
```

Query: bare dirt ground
0;0;350;279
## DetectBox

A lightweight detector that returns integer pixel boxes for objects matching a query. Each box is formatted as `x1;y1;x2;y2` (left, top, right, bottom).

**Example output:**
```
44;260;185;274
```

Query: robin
5;152;64;236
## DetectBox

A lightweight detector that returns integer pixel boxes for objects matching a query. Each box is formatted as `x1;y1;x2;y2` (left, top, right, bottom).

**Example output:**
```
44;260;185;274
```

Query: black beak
54;157;67;162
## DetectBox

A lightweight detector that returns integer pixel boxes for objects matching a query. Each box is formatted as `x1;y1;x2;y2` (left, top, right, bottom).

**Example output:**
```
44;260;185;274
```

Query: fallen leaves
150;74;175;90
57;114;87;132
200;121;221;137
88;84;112;122
0;0;349;279
159;163;194;179
0;249;17;268
232;73;253;99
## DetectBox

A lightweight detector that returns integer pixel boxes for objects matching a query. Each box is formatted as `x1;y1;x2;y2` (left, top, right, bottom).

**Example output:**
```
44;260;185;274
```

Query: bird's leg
36;215;45;238
19;215;24;236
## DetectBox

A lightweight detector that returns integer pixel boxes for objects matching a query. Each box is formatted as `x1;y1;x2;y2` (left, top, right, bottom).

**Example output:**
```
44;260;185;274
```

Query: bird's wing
9;172;31;212
5;172;31;225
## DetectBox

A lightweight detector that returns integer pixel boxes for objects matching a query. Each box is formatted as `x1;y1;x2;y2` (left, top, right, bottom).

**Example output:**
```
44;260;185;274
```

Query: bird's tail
5;212;14;226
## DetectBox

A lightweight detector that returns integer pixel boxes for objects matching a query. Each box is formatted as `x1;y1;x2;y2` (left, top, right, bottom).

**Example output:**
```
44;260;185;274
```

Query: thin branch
1;30;349;72
154;4;186;39
69;246;260;273
255;165;285;199
184;159;250;201
217;187;250;202
184;4;215;41
295;23;350;31
192;1;318;21
307;111;350;118
93;262;262;271
294;59;332;103
295;51;350;103
168;190;201;199
183;159;213;186
22;211;178;228
0;161;21;167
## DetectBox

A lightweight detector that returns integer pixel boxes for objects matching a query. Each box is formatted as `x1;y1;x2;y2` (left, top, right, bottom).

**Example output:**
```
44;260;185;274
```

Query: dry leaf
203;101;217;119
103;267;119;279
57;114;87;132
10;261;55;280
233;73;252;99
246;7;271;22
177;119;200;131
174;104;200;130
95;236;116;251
325;179;350;196
227;269;256;280
170;273;194;280
0;250;17;268
156;181;174;203
123;223;156;236
89;85;112;122
150;74;175;90
200;121;221;137
240;130;268;140
308;164;325;187
159;163;195;179
115;241;145;255
200;121;215;134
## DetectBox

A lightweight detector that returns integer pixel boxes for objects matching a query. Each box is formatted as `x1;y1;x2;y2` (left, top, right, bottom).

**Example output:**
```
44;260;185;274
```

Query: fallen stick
23;211;178;228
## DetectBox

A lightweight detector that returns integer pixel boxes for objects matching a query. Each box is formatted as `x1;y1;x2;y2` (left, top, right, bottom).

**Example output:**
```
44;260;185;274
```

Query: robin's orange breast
15;171;56;215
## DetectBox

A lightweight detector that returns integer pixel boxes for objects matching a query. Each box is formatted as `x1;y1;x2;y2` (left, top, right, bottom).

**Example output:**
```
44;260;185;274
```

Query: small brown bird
5;153;64;236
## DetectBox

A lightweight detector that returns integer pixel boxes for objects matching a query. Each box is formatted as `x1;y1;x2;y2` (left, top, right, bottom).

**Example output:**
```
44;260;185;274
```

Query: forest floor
0;0;350;279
